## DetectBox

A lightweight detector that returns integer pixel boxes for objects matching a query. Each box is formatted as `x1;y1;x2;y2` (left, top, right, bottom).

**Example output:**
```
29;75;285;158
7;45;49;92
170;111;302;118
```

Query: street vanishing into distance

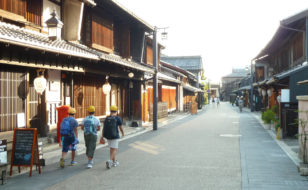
4;103;308;190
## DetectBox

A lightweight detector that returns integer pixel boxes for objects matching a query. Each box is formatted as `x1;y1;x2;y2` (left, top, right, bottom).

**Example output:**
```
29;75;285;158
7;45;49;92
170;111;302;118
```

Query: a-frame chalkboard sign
10;128;41;177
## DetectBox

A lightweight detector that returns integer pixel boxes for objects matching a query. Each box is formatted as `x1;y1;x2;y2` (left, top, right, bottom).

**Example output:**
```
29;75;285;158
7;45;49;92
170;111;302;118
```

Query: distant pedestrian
59;107;79;168
81;106;101;169
100;105;124;169
238;97;244;112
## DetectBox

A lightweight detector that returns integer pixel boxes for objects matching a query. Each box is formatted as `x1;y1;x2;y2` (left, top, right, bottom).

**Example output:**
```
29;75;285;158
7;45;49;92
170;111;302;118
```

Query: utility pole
152;27;158;130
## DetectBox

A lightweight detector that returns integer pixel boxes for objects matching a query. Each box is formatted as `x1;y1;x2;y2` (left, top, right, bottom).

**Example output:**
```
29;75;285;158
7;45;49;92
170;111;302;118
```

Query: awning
239;85;251;90
266;77;275;85
100;53;154;74
183;84;203;93
275;63;308;80
157;72;181;84
297;80;308;85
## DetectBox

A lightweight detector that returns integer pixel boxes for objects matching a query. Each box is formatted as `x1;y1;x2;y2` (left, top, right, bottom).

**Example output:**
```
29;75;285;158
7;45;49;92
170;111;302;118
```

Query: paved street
3;102;308;190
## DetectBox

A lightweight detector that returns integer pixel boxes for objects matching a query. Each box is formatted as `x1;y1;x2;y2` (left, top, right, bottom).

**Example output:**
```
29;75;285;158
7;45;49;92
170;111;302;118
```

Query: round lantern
258;87;262;94
128;72;134;78
102;81;111;95
261;89;266;96
34;75;47;95
267;88;273;97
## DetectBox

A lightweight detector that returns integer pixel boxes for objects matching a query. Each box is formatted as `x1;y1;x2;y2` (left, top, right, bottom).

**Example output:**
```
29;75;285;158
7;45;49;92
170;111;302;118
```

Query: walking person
80;106;101;169
59;107;79;168
238;96;244;112
100;105;124;169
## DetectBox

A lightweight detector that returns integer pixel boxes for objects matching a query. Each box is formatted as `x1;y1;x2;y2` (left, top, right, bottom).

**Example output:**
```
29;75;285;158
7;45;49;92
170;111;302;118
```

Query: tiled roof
0;21;154;74
183;84;203;92
0;21;99;60
161;56;203;71
100;53;154;74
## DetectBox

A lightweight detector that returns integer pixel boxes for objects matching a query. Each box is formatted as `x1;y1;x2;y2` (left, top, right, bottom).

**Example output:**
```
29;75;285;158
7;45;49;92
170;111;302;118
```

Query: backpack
84;116;96;134
103;116;118;139
60;118;72;135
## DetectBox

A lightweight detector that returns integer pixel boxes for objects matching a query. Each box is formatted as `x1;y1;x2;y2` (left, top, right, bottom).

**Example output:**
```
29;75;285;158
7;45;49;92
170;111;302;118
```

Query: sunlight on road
129;141;165;155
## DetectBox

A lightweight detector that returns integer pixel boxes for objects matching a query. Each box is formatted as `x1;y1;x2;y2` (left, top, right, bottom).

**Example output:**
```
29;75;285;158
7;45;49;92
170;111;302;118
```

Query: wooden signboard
10;128;41;177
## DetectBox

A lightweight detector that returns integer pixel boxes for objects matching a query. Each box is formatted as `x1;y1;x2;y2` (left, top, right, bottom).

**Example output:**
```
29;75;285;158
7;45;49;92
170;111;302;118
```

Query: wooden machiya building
0;0;156;142
252;9;308;138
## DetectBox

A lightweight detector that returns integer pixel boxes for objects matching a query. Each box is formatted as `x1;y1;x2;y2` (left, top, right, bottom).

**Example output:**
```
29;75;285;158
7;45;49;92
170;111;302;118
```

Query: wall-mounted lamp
46;10;63;41
102;76;111;95
34;69;47;95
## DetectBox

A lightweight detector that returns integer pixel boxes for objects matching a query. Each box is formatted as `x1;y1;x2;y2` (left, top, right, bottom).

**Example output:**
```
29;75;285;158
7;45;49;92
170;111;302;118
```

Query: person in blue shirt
101;105;124;169
81;106;101;169
59;107;79;168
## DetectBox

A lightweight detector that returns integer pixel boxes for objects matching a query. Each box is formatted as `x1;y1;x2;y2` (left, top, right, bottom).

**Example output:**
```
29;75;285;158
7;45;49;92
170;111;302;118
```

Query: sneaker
60;158;65;168
106;160;112;169
87;163;92;169
112;160;119;167
87;160;93;169
71;161;77;166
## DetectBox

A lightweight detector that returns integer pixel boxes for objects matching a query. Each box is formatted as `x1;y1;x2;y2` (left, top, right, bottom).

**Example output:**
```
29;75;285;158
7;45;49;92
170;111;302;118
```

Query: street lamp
152;26;169;131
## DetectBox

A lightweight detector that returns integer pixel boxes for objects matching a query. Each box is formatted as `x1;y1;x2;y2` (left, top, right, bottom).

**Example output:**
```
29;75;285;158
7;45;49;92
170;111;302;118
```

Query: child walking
101;106;124;169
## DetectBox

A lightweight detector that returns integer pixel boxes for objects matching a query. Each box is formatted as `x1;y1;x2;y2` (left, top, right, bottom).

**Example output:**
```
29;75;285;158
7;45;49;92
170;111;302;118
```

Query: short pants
107;139;119;149
62;136;76;152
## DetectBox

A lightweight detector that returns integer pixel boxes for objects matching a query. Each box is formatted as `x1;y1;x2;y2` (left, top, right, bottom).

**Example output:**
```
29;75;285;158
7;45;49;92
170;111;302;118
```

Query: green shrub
262;109;275;124
271;105;279;114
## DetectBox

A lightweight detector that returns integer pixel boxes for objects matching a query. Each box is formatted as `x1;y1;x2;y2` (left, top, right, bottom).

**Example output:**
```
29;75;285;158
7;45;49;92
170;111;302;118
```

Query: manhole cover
220;134;242;137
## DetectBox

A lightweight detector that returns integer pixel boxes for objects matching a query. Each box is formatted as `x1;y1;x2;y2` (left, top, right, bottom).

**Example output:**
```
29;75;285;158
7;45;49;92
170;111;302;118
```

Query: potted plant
275;119;282;139
261;108;275;130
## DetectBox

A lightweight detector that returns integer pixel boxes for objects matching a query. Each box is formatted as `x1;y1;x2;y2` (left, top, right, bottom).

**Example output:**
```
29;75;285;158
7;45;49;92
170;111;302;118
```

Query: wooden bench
0;164;7;185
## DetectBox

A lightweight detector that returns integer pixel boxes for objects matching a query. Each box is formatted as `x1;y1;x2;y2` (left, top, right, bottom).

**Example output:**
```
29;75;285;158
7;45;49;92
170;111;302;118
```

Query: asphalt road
2;103;243;190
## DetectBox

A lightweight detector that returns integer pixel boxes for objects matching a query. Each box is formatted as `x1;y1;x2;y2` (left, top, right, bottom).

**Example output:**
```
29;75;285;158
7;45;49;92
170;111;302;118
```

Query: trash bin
56;105;70;143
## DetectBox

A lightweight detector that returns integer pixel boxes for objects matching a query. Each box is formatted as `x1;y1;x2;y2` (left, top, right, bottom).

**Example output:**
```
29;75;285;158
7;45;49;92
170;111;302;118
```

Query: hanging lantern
129;81;134;88
261;89;266;96
34;70;47;95
258;87;262;94
102;77;111;95
267;88;273;97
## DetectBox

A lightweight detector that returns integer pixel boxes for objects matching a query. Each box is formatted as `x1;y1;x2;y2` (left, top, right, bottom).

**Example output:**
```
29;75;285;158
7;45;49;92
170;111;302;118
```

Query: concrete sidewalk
242;107;301;167
239;109;308;190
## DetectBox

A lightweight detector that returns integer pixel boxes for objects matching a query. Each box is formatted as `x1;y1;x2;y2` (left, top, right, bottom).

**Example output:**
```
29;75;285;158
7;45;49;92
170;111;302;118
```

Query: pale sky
116;0;308;83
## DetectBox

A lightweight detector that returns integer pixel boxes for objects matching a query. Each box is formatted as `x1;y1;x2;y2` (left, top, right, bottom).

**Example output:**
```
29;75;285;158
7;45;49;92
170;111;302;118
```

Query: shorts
62;136;76;152
107;139;119;149
84;134;97;158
